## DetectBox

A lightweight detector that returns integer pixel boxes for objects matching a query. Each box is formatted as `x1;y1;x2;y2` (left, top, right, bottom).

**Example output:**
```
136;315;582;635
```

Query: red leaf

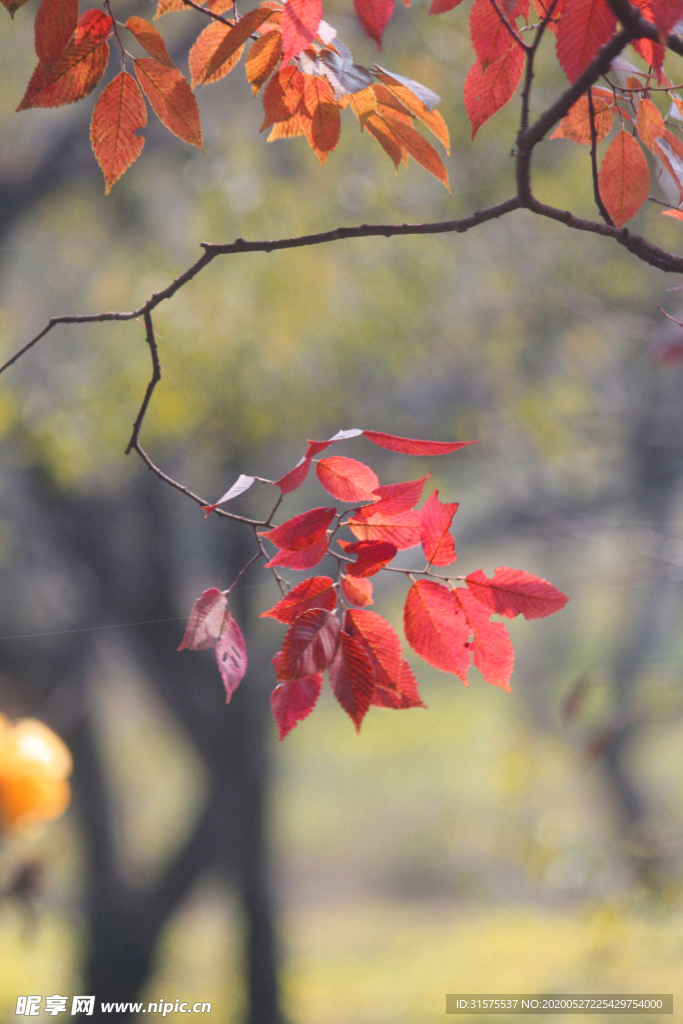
341;575;374;606
126;16;174;68
340;539;398;577
281;0;322;64
353;0;395;48
372;659;426;708
355;475;430;520
270;674;323;740
555;0;616;82
328;630;377;729
465;567;569;619
362;431;476;455
276;456;312;493
178;587;228;650
469;0;528;70
260;506;336;550
403;580;471;681
429;0;466;12
34;0;78;67
260;575;336;623
90;71;147;195
630;0;665;77
278;607;341;679
17;11;111;110
345;608;403;692
348;509;421;550
650;0;683;41
463;46;525;139
420;490;459;567
215;614;248;701
134;58;204;150
455;588;514;691
316;456;380;503
598;129;650;228
264;533;329;570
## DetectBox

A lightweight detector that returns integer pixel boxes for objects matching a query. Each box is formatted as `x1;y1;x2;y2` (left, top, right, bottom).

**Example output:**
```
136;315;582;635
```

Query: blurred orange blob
0;716;72;831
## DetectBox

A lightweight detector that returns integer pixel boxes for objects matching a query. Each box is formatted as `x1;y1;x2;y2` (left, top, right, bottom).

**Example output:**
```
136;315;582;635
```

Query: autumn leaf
362;430;476;455
269;112;308;140
598;129;649;228
329;629;377;729
630;0;665;77
302;73;341;158
276;455;312;493
339;539;398;577
355;475;430;520
549;91;613;143
354;0;395;47
650;0;683;42
463;46;525;139
372;658;426;708
455;588;514;691
316;456;379;502
270;674;322;739
2;0;31;16
429;0;465;13
380;114;450;188
531;0;564;31
201;474;256;516
126;16;174;68
246;31;283;95
404;580;471;681
281;0;322;64
260;575;336;623
17;10;112;110
278;607;341;679
341;575;374;606
469;0;528;70
364;112;404;168
555;0;616;82
215;614;248;701
34;0;79;68
348;509;421;549
373;73;450;150
178;587;229;649
263;532;329;569
260;506;336;550
192;8;272;87
465;567;569;619
90;71;147;194
134;58;204;149
262;66;305;128
419;490;459;566
636;97;666;152
345;608;403;691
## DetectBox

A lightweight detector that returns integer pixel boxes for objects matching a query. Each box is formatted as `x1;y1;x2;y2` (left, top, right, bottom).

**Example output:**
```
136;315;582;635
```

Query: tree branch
588;88;614;226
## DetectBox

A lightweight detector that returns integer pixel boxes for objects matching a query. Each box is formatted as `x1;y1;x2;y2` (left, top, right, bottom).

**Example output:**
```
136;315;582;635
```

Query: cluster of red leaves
180;430;568;741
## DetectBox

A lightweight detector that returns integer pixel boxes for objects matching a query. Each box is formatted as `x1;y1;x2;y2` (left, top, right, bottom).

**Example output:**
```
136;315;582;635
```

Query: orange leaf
532;0;564;31
463;46;524;139
189;22;244;88
550;92;613;143
90;71;147;194
268;111;307;139
302;76;341;158
380;114;450;188
345;85;377;119
364;112;403;168
262;66;305;127
598;129;650;228
126;16;174;68
134;57;204;150
192;7;271;87
246;31;283;94
341;576;374;607
34;0;78;67
17;41;110;110
636;96;666;151
373;74;450;150
556;0;616;83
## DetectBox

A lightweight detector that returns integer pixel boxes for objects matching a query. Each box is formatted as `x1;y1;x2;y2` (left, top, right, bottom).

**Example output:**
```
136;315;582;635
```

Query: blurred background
0;1;683;1021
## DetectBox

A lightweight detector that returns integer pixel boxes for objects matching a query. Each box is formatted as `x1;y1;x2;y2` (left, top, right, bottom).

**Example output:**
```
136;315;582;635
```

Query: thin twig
588;89;614;226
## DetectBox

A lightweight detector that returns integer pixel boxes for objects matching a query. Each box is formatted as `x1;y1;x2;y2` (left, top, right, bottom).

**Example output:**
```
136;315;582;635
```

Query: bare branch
588;89;614;226
125;311;161;455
